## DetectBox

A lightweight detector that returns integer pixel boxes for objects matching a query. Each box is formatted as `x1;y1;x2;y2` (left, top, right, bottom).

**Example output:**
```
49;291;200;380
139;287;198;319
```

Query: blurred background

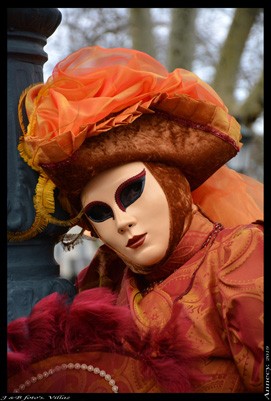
44;8;263;281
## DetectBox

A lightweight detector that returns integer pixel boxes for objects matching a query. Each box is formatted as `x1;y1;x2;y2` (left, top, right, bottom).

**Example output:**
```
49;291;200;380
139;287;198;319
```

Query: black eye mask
83;169;146;223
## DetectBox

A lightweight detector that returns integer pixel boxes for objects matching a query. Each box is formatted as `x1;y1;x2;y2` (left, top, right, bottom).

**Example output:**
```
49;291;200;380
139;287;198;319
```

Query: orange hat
9;46;242;241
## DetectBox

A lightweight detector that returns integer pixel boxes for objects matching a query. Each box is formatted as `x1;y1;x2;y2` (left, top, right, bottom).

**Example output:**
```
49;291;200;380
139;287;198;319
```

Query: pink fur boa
8;287;198;392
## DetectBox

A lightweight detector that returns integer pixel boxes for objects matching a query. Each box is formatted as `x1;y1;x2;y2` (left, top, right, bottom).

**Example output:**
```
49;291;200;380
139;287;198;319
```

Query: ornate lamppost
7;8;76;323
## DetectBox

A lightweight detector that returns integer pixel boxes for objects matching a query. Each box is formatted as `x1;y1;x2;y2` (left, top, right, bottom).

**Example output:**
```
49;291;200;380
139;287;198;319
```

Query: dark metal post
7;8;76;323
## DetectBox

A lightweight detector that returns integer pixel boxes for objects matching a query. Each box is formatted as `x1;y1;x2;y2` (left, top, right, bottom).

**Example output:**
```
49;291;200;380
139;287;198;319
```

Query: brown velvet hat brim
41;111;240;214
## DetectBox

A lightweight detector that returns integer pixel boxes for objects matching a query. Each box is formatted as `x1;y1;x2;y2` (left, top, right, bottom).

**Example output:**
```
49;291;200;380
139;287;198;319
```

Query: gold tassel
7;174;83;242
34;174;56;215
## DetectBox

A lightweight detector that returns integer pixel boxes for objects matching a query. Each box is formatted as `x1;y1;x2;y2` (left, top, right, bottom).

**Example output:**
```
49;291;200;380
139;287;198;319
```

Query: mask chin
120;162;193;281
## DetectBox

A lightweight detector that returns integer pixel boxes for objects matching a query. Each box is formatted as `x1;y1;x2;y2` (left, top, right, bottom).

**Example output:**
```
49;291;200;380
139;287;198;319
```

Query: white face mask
81;162;170;268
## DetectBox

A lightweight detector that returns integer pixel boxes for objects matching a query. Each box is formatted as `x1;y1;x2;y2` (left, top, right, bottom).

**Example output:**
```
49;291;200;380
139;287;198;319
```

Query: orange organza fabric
20;46;239;167
192;165;263;227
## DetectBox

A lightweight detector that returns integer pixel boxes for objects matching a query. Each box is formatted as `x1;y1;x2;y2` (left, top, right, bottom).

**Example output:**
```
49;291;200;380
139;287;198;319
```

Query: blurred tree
167;8;197;71
211;8;262;121
44;7;263;182
129;8;156;58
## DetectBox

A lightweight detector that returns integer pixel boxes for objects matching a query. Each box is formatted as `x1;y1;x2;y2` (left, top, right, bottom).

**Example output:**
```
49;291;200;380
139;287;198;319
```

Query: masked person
7;46;264;393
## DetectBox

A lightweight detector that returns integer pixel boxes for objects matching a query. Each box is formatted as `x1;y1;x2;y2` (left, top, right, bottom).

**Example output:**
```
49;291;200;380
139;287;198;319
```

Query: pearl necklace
13;362;119;393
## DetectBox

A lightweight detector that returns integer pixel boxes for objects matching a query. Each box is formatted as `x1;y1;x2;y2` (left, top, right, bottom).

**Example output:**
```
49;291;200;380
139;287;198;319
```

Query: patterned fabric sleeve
217;222;264;392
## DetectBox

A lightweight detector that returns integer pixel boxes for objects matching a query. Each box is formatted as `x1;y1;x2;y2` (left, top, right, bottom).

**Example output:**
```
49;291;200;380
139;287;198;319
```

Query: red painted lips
126;234;147;249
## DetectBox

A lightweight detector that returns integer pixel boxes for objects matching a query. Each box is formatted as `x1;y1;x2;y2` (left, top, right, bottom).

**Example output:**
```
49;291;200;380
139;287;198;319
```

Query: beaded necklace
13;362;119;393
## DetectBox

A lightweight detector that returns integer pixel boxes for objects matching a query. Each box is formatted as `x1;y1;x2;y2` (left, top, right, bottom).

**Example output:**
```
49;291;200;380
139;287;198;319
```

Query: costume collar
135;209;220;290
